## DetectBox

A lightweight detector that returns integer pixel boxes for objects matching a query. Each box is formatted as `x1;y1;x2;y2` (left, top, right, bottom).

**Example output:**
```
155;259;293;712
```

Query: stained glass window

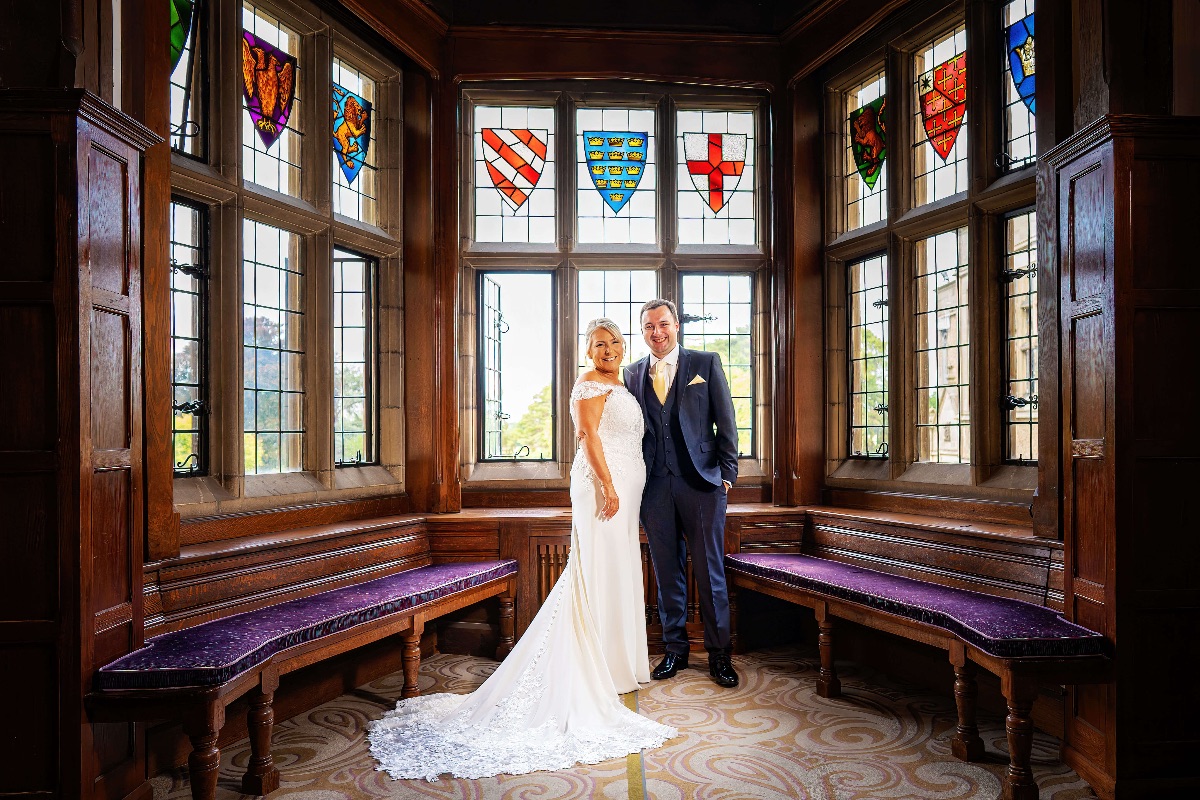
914;228;970;463
680;274;754;456
913;25;968;206
576;270;656;371
479;272;555;460
333;249;375;465
170;199;207;475
845;71;887;231
848;254;889;458
676;110;756;246
1004;210;1038;462
576;108;657;245
332;59;377;225
243;220;304;474
1003;1;1036;170
169;0;204;156
473;106;555;244
242;3;302;196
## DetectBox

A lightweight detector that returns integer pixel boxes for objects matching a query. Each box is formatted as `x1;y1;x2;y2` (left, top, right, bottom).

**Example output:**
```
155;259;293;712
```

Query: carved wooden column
0;90;156;799
1045;115;1200;798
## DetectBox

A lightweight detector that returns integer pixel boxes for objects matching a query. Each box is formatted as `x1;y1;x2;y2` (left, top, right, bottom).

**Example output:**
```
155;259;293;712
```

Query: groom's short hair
640;298;678;324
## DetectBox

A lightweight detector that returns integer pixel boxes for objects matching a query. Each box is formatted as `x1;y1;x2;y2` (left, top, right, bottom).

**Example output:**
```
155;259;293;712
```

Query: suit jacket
624;346;739;489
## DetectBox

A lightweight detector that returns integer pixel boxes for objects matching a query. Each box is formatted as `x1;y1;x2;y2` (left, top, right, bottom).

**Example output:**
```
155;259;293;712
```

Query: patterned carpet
150;647;1097;800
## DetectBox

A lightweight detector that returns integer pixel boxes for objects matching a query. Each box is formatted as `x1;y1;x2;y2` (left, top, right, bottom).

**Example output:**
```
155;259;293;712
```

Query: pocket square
688;374;706;386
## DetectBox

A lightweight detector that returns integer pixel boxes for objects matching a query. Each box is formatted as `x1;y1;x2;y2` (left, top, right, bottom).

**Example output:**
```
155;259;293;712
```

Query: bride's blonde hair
584;317;624;347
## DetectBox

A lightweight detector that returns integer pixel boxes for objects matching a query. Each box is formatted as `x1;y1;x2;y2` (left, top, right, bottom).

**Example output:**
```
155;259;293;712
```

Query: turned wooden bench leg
1001;675;1040;800
183;702;225;800
241;684;281;795
401;618;425;699
949;646;985;762
496;582;516;659
815;605;841;698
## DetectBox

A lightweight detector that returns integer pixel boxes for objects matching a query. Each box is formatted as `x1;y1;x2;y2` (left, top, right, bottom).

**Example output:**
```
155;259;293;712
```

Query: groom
625;299;739;688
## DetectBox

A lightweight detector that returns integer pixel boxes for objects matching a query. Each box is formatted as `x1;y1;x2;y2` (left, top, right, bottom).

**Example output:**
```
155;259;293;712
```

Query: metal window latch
875;441;889;457
873;402;889;414
1001;263;1037;282
172;399;207;415
871;298;888;309
995;152;1012;170
174;453;200;473
513;445;531;458
171;259;208;280
1003;394;1039;410
680;313;716;324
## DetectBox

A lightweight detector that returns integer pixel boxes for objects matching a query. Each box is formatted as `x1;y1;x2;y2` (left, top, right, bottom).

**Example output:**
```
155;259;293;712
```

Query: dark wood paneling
0;306;58;450
0;645;57;792
0;474;58;621
0;135;56;282
179;493;413;545
147;518;428;634
806;508;1055;604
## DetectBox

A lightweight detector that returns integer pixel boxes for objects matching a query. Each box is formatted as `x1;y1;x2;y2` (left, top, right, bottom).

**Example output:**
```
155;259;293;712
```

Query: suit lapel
675;346;691;393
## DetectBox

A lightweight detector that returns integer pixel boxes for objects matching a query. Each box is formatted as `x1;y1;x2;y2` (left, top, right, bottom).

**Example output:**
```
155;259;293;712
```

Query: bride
368;318;677;780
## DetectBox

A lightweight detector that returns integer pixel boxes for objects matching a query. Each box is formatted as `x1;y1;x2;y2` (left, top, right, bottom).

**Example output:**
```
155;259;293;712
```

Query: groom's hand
722;480;731;494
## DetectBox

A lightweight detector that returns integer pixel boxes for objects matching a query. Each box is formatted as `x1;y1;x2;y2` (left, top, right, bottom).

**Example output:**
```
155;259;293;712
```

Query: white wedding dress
368;380;676;780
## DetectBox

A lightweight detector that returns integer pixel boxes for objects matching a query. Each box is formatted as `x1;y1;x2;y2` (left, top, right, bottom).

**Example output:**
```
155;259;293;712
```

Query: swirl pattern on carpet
150;646;1096;800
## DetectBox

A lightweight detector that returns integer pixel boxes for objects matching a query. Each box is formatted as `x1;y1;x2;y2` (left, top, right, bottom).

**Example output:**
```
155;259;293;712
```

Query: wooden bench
87;556;517;800
725;552;1111;800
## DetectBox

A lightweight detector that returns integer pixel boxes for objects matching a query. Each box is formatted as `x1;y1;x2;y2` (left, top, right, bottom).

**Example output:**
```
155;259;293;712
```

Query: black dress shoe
709;653;739;687
651;652;689;680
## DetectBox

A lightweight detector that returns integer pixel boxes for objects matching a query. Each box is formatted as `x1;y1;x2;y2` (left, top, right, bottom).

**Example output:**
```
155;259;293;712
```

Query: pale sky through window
489;273;554;423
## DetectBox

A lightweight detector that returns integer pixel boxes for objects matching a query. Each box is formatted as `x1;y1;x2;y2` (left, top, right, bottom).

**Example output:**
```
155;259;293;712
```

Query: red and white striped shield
684;133;747;214
481;128;548;212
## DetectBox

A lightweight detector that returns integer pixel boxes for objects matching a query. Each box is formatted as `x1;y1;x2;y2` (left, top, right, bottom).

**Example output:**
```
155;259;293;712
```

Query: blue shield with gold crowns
583;131;647;213
332;83;372;184
1006;12;1035;114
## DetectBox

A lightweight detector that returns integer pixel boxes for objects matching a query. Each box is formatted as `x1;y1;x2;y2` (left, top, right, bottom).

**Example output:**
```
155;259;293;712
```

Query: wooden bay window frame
820;0;1039;516
169;0;406;521
457;82;773;495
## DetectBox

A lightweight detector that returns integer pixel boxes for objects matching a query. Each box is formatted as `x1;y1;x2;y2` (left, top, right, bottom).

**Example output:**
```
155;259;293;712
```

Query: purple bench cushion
726;553;1106;659
97;560;517;690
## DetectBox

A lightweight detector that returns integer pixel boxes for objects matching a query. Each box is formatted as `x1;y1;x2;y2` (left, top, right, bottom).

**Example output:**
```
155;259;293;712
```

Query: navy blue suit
624;347;739;655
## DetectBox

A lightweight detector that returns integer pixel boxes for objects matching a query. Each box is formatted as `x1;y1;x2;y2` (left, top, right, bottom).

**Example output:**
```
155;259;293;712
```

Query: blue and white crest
332;83;373;184
1006;12;1035;115
583;131;647;213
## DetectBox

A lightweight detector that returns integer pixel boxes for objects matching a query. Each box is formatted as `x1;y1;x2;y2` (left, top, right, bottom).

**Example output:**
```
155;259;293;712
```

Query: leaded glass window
676;110;756;246
1002;0;1036;170
845;72;887;231
914;227;970;463
913;25;968;206
577;270;656;371
170;199;207;474
473;106;556;244
848;254;889;458
332;58;377;225
242;3;302;196
680;274;754;456
333;249;375;465
1004;209;1038;462
576;108;657;244
170;0;204;156
479;272;555;460
243;220;304;474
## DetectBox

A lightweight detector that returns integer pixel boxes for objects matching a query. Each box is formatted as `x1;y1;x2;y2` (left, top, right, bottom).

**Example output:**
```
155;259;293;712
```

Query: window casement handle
1003;394;1038;410
173;399;207;415
1001;263;1037;282
171;259;208;280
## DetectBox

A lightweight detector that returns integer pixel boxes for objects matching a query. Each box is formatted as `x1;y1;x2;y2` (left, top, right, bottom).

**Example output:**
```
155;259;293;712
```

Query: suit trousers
641;473;731;655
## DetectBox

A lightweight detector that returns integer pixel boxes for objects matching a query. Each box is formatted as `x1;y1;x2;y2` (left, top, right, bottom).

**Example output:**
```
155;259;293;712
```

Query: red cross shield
684;133;747;214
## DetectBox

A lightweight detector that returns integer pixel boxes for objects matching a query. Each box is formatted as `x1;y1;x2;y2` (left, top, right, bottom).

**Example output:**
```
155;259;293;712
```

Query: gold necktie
652;360;669;405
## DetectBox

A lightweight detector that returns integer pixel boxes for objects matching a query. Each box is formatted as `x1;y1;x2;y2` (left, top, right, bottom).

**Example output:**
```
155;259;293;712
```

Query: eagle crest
241;32;296;143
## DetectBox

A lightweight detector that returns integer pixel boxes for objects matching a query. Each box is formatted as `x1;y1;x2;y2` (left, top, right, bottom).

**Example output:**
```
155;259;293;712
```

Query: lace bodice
570;380;645;482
